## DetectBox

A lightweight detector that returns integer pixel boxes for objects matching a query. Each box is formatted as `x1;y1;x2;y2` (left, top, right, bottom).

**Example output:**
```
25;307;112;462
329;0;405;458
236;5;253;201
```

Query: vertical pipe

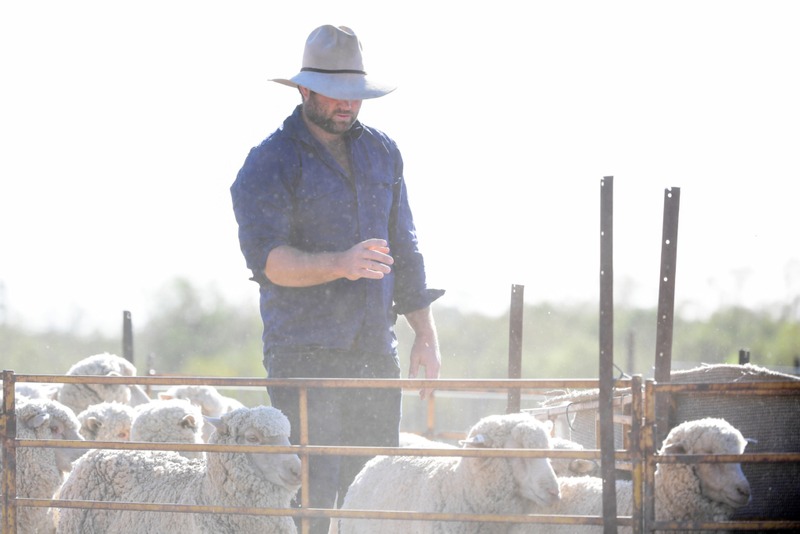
2;370;18;534
299;386;309;534
507;284;524;414
426;393;436;438
122;310;134;364
630;375;643;534
644;380;657;532
599;176;618;534
627;331;635;376
738;349;750;365
653;187;680;447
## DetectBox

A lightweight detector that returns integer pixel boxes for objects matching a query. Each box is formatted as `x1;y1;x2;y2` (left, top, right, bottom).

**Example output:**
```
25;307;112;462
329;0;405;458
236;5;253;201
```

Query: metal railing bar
650;519;800;531
12;439;631;459
650;452;800;464
651;381;800;394
13;498;634;526
10;375;623;390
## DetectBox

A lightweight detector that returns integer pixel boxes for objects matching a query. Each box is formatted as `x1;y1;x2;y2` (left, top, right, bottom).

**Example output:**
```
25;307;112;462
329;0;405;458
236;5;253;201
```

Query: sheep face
660;418;752;509
237;428;302;493
22;404;88;472
506;421;561;507
206;407;301;494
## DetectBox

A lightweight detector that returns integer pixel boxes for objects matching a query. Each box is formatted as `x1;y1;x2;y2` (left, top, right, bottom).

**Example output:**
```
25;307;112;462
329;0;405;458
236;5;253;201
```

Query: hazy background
2;1;799;337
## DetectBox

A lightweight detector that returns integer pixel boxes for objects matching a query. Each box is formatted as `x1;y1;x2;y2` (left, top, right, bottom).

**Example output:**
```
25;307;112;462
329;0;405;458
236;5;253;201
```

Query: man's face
302;89;362;135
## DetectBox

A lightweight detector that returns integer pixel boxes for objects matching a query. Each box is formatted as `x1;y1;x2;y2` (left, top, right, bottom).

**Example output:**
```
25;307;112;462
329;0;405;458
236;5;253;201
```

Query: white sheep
510;418;752;534
130;398;205;459
339;412;561;534
0;398;88;534
56;406;302;534
159;385;246;442
77;401;137;442
56;353;151;415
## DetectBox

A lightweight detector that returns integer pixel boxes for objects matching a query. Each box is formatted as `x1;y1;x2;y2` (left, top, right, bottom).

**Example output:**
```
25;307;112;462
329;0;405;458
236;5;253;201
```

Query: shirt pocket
294;162;356;249
361;171;397;234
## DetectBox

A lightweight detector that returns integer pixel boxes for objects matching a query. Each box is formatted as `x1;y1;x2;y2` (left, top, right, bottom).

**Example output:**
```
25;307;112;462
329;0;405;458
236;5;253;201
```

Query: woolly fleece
77;402;136;442
511;418;751;534
159;385;245;442
130;399;204;459
56;353;137;414
340;412;559;534
1;398;86;534
56;406;298;534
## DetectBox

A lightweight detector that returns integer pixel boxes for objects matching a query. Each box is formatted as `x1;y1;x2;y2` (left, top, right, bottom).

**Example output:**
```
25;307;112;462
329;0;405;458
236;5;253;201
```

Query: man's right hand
339;238;394;281
264;238;393;287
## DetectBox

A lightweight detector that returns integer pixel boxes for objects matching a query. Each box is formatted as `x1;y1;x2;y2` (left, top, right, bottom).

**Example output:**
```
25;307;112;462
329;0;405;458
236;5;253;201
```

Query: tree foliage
2;278;799;381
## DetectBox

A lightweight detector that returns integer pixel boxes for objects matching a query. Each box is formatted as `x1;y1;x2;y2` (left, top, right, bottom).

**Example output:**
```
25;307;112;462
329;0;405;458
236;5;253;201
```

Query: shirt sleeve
230;138;300;286
386;145;445;315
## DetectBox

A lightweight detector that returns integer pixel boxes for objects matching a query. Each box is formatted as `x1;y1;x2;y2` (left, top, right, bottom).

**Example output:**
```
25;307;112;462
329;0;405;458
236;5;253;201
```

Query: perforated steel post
507;284;524;414
653;188;680;446
599;177;618;534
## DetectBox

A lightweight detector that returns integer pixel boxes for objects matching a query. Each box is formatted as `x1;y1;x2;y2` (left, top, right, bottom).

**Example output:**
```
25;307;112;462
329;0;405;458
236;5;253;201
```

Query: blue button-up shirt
231;106;443;356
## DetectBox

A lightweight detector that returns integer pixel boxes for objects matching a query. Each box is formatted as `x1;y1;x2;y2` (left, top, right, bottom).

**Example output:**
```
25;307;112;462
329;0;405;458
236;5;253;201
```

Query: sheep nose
738;485;751;500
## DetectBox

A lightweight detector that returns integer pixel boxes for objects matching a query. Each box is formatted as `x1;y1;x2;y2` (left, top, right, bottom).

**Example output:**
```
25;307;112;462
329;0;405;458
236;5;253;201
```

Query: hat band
301;67;367;75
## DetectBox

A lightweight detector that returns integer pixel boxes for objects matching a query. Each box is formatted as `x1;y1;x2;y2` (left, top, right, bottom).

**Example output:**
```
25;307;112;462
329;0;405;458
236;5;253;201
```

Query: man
230;25;443;534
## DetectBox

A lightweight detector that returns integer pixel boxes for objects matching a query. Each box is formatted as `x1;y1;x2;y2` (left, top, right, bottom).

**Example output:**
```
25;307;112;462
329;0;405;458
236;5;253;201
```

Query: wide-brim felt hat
271;25;396;101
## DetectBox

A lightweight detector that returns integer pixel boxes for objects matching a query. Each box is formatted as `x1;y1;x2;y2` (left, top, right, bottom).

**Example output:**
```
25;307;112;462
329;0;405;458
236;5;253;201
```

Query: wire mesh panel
670;364;800;524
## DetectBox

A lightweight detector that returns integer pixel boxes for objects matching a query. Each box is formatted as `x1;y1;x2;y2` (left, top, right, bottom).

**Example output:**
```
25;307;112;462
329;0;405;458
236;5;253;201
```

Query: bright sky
1;1;799;335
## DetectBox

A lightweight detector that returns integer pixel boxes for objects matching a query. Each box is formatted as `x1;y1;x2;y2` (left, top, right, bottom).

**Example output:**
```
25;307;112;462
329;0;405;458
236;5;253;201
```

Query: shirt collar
283;105;364;145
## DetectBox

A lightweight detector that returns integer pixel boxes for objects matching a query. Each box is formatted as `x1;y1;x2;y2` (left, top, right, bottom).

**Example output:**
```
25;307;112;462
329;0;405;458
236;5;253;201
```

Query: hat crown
302;25;365;73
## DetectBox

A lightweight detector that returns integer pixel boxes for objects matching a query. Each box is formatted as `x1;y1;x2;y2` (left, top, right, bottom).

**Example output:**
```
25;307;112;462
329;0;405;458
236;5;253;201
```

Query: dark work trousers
264;347;402;534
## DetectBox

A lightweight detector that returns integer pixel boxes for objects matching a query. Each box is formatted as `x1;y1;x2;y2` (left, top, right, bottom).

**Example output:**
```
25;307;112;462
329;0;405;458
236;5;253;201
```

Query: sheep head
19;399;88;473
660;418;751;509
462;413;561;507
206;406;302;494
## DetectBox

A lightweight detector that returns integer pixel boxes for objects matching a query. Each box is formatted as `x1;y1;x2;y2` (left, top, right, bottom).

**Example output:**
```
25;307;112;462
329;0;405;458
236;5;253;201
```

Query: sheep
56;353;151;415
159;385;246;442
510;418;752;534
338;412;561;534
55;405;302;534
76;401;137;442
549;437;600;478
130;398;205;459
0;398;88;534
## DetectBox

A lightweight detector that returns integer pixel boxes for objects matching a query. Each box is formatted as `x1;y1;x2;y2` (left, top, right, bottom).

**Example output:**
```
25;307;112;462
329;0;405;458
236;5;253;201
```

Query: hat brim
271;71;395;100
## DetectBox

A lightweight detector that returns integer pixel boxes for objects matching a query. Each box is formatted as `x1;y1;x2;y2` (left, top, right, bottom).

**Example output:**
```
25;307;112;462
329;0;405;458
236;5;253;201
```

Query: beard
303;93;358;135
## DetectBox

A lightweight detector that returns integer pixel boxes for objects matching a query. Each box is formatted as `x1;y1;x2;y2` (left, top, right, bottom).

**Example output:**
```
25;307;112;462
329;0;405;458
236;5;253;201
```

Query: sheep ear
662;441;687;455
204;416;226;434
181;414;198;430
24;412;49;429
106;371;122;377
86;417;103;432
569;459;598;474
159;393;173;401
459;434;493;448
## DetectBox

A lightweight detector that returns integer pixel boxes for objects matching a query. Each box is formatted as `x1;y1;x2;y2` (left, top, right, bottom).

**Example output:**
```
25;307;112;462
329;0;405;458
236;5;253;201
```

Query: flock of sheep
1;352;755;534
